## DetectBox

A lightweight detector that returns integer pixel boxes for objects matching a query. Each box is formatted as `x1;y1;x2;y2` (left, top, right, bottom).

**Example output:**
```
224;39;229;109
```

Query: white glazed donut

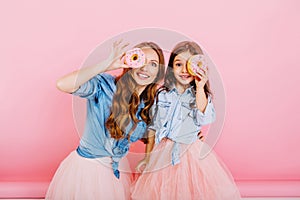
187;54;208;76
124;48;146;68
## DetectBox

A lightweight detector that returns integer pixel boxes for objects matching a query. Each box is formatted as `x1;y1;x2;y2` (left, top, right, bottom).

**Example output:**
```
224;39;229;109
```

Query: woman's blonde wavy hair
106;42;165;140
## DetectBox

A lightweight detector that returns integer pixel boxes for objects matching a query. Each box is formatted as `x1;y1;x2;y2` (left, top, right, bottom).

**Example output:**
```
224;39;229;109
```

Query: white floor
3;198;300;200
244;198;300;200
5;198;300;200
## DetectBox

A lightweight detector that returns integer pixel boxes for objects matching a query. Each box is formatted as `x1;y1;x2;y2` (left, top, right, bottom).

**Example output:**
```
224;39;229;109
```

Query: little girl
131;41;241;200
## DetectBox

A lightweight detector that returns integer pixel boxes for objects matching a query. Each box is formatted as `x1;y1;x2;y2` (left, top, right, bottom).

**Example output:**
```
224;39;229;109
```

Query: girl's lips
180;74;191;79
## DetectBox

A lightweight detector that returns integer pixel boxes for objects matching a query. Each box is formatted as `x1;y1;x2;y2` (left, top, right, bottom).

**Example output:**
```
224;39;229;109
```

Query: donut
124;48;146;68
187;54;208;76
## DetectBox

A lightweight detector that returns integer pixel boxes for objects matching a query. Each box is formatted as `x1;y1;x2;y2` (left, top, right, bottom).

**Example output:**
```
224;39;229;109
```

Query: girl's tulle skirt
45;150;132;200
131;139;241;200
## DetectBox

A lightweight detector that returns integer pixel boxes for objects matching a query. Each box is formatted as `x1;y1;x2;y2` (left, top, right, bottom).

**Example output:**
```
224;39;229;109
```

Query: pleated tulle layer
45;151;132;200
131;139;241;200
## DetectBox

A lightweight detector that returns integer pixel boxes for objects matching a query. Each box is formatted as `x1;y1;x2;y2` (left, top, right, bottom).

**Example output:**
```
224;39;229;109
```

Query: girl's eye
175;63;182;67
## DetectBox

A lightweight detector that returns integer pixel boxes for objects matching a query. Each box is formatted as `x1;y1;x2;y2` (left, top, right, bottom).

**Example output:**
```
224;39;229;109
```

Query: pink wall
1;0;300;198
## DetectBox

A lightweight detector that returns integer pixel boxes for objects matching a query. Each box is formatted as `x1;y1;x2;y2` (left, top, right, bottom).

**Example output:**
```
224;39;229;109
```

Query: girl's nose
182;64;188;73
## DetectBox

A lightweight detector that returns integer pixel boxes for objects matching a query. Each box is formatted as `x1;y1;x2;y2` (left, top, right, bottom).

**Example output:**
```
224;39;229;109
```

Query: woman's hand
106;39;130;71
56;40;131;93
135;157;150;173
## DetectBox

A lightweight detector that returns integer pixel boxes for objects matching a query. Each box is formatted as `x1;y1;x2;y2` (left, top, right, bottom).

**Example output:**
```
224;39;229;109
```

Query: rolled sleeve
192;96;216;126
72;73;115;99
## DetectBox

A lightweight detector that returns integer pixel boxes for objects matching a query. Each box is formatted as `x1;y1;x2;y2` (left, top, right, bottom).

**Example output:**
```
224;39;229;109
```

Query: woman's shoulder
95;73;116;83
94;73;117;88
86;73;117;96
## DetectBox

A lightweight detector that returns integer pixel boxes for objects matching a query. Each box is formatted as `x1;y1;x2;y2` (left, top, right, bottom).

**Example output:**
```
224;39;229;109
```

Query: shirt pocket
181;102;193;119
156;100;171;119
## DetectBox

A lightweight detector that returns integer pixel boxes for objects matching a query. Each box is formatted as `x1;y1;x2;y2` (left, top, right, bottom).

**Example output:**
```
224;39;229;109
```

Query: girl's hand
135;157;150;173
195;67;208;90
106;39;130;71
198;131;205;141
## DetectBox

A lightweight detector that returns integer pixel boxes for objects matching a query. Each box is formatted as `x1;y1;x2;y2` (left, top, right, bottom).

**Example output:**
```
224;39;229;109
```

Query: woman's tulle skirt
131;139;241;200
45;150;132;200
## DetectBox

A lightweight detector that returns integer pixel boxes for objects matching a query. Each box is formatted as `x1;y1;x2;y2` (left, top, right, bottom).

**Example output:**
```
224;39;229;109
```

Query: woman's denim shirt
149;86;216;165
72;73;147;178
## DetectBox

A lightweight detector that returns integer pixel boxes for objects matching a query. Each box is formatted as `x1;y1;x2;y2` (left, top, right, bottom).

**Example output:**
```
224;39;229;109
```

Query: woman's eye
150;62;158;67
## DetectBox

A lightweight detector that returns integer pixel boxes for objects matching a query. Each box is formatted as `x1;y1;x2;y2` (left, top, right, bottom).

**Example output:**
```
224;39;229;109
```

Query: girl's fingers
195;73;202;80
195;71;204;79
200;136;204;141
196;69;208;78
195;71;208;84
135;167;141;173
198;67;208;75
135;162;146;173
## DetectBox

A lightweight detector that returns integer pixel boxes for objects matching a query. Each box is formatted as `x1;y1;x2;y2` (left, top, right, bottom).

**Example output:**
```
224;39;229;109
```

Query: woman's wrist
95;59;113;73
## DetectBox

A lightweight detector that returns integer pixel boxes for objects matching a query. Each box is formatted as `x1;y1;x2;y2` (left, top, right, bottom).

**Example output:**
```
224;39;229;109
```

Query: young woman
46;41;165;199
131;41;241;200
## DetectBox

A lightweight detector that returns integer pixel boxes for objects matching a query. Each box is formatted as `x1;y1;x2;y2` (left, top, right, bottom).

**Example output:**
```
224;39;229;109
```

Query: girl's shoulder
156;89;173;103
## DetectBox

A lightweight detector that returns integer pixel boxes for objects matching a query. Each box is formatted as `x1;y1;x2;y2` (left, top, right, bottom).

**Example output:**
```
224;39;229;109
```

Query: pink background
0;0;300;198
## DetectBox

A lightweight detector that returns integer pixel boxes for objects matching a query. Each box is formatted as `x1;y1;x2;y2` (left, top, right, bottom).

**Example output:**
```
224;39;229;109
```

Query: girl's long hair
162;41;212;98
106;42;165;140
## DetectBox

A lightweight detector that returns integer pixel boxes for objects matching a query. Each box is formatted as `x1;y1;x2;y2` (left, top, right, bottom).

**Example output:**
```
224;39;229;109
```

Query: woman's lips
137;72;150;79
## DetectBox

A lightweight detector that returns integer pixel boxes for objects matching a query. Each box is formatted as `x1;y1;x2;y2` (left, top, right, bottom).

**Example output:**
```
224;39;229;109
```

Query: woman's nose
140;58;149;71
140;63;148;71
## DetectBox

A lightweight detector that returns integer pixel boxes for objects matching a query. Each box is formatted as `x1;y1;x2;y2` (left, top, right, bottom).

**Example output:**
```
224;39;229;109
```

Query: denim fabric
149;86;216;165
72;73;146;178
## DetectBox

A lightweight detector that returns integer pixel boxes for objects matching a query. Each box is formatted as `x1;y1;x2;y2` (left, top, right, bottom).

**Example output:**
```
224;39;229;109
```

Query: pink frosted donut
124;48;146;68
187;54;208;76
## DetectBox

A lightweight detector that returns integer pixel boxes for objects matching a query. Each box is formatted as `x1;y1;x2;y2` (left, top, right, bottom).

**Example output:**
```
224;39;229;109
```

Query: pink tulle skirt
45;150;132;200
131;139;241;200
